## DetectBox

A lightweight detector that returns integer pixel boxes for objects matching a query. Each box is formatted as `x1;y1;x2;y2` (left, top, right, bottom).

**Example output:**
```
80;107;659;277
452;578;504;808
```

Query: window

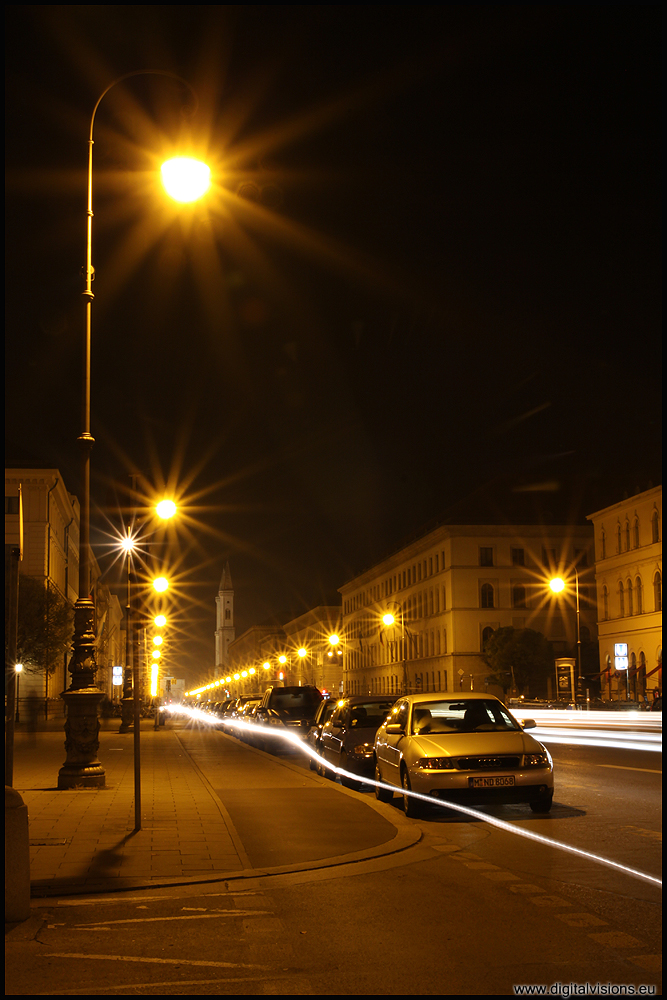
479;547;494;567
633;519;640;549
5;496;19;514
652;510;660;544
481;583;495;608
625;521;631;551
635;576;643;615
511;547;525;566
512;584;527;608
619;581;625;616
654;572;662;612
627;578;633;616
617;525;622;554
225;609;231;619
602;585;608;620
481;625;494;649
600;530;606;560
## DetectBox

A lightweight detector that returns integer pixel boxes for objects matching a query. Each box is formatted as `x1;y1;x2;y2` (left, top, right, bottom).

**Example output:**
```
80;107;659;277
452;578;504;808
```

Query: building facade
282;606;344;696
587;487;662;700
5;467;123;713
339;523;597;698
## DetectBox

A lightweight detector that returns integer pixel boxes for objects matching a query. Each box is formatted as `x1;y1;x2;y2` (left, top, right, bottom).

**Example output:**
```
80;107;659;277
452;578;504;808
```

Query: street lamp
15;664;23;724
382;602;408;695
550;571;582;703
59;70;208;790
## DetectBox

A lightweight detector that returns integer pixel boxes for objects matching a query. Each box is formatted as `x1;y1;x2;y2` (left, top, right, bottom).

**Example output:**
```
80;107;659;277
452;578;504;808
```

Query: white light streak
165;706;661;888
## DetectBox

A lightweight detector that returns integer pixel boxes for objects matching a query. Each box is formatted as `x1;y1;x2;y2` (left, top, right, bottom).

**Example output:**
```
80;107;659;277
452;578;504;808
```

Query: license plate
469;775;515;788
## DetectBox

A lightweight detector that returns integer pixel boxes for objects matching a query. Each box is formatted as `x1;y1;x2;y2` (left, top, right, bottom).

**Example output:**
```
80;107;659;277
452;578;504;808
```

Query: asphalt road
6;724;661;996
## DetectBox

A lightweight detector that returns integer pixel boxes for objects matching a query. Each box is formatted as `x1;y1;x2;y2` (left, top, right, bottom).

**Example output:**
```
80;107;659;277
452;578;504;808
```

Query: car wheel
375;763;393;803
341;773;361;790
529;793;553;814
402;767;422;818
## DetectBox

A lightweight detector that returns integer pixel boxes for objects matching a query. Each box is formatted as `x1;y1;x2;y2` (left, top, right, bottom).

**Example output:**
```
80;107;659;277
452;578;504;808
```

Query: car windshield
410;699;520;735
349;702;395;729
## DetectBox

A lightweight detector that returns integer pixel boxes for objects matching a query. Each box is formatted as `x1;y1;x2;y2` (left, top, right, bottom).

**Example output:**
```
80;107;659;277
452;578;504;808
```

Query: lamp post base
58;687;106;789
119;697;134;733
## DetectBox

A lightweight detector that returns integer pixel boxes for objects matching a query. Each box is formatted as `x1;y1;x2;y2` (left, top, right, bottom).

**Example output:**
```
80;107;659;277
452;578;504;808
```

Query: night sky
5;6;661;684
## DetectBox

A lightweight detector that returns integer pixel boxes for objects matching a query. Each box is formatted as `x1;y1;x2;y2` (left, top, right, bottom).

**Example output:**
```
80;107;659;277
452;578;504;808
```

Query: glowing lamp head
382;613;395;627
153;635;163;646
328;634;340;646
550;578;566;594
161;157;211;203
152;650;161;660
297;648;307;658
154;615;167;627
15;663;23;673
263;662;271;671
153;577;169;593
278;655;287;665
156;499;177;520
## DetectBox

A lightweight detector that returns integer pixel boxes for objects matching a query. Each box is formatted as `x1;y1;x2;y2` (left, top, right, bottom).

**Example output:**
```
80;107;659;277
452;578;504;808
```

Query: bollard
5;786;31;922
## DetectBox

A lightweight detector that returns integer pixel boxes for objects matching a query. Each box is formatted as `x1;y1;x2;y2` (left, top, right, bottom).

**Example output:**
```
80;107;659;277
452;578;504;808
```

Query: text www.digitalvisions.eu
513;986;656;996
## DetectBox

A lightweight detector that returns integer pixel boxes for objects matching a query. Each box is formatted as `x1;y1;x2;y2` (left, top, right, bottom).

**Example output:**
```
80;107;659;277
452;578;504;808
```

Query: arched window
652;509;660;544
627;578;633;616
600;530;606;560
635;576;643;615
481;583;494;608
617;524;622;554
625;521;631;551
481;625;495;649
633;519;640;548
512;584;526;608
654;571;662;612
602;585;608;620
619;581;625;616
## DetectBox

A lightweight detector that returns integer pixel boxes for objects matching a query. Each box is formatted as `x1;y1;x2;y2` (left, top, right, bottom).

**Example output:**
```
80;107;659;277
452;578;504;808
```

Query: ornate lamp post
58;71;208;789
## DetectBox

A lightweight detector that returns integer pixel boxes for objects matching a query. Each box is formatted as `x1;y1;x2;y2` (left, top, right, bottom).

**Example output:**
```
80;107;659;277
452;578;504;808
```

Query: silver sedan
374;692;554;817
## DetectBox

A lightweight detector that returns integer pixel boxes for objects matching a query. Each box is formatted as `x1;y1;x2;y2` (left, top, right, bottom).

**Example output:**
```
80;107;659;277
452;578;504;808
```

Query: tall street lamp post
58;72;208;789
382;603;408;695
550;570;583;704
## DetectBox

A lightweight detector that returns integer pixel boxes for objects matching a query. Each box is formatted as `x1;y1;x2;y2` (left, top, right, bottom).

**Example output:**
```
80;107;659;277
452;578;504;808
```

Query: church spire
219;560;232;591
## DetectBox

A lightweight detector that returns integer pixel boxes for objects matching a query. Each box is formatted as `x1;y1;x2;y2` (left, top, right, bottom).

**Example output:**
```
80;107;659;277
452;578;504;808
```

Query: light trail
532;729;662;753
166;705;661;888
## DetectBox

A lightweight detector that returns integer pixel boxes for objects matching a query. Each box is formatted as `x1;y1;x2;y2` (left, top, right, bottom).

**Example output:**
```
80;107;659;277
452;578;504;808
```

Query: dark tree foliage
14;575;73;676
482;627;554;698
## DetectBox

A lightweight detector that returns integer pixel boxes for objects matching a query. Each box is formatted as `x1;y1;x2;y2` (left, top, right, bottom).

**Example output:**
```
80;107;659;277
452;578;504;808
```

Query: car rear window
349;702;395;728
270;688;322;715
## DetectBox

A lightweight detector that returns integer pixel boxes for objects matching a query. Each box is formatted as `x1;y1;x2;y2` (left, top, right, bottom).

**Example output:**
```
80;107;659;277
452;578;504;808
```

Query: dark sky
5;6;661;683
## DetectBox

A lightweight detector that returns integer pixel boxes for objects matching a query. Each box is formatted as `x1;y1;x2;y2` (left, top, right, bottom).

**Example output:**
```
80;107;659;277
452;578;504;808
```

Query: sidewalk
10;718;248;898
8;717;416;899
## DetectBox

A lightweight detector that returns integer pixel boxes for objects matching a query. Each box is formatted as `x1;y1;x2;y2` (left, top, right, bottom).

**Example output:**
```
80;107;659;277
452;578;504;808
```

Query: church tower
215;561;235;675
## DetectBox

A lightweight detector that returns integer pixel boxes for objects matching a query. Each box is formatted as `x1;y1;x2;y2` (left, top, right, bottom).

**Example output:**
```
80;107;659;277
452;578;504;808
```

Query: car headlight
523;752;549;768
416;757;458;770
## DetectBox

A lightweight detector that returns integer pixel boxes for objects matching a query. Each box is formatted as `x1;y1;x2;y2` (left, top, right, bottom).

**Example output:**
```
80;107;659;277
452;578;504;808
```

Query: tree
482;627;553;698
13;575;73;677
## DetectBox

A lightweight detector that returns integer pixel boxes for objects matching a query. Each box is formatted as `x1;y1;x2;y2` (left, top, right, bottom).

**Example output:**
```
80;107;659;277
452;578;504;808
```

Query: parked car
254;685;323;752
374;692;554;817
319;696;396;789
304;697;338;770
237;697;263;741
225;695;261;736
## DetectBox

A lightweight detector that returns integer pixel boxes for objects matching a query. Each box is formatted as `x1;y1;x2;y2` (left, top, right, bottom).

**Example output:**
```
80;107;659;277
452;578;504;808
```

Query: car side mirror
385;723;405;735
520;719;536;729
